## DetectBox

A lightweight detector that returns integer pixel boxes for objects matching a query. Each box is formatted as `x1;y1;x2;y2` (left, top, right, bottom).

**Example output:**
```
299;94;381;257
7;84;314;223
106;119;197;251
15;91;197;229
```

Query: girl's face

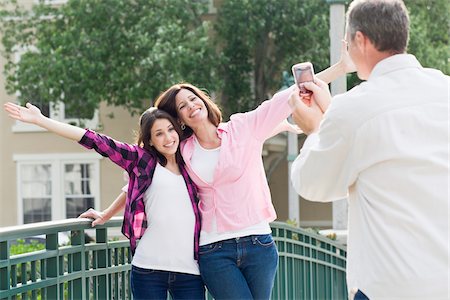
175;88;208;127
150;118;179;158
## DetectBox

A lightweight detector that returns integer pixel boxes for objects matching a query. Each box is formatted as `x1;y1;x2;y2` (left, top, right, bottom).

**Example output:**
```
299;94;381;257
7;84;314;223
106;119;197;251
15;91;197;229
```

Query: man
289;0;449;299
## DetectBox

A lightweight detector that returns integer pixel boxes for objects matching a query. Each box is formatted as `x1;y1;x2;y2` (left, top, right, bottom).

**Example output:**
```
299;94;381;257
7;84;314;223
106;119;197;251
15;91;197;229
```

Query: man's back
290;1;448;298
331;54;448;298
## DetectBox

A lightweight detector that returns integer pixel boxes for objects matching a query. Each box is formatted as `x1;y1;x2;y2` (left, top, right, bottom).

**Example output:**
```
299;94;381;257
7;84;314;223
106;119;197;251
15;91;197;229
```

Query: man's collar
368;54;422;81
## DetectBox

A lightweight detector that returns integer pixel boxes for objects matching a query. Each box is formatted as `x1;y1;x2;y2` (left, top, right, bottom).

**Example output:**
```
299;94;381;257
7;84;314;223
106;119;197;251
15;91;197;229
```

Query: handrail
0;218;347;300
0;217;123;239
1;217;131;300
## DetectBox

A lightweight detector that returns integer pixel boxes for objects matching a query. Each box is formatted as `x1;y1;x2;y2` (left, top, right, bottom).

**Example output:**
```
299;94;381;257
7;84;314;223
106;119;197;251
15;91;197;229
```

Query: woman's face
175;88;208;127
150;118;179;158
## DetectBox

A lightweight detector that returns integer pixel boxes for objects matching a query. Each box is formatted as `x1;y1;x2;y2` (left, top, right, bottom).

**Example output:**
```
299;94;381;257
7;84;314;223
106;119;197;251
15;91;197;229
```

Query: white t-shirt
131;163;199;275
191;137;271;246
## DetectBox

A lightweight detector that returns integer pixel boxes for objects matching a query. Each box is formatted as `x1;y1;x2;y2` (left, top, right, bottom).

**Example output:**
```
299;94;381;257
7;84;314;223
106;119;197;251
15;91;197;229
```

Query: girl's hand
339;40;356;74
79;208;108;227
4;102;43;124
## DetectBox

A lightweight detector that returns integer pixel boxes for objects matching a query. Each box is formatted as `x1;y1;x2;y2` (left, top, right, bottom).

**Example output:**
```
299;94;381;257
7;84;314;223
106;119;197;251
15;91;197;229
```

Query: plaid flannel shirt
79;129;201;259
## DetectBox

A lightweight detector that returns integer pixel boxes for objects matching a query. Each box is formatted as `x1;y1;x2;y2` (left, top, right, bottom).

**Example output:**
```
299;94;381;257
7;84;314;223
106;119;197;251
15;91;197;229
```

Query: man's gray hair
347;0;409;54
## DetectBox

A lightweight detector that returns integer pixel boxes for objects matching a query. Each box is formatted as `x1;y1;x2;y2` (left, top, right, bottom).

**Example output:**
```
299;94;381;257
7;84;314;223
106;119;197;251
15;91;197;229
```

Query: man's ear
354;31;367;52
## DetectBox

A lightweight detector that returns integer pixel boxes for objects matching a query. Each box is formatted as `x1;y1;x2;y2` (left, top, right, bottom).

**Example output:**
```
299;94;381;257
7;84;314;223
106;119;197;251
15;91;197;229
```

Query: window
20;164;52;223
14;153;101;224
64;163;95;219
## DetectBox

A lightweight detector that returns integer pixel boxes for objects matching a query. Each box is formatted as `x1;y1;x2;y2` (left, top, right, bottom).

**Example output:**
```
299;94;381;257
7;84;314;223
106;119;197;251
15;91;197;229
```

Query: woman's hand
285;122;303;135
315;40;356;84
79;208;108;227
339;40;356;74
4;102;44;124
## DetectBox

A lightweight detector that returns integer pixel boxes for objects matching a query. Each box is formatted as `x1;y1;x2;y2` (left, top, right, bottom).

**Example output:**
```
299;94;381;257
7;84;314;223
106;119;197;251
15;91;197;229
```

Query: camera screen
294;66;313;83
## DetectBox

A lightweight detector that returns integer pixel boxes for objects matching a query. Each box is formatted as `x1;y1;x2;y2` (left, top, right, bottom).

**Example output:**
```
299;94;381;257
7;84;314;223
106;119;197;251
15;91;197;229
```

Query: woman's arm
4;102;86;141
315;40;356;84
5;102;141;172
79;191;127;227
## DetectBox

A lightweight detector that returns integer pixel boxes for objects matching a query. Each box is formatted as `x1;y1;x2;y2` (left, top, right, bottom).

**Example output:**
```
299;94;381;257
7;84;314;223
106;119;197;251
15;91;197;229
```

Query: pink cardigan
180;86;294;232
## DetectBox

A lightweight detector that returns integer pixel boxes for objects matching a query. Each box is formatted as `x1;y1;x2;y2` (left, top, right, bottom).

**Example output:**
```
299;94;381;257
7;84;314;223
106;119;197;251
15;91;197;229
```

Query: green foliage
405;0;449;74
214;0;330;117
0;0;219;116
10;239;45;255
0;0;447;119
347;0;449;89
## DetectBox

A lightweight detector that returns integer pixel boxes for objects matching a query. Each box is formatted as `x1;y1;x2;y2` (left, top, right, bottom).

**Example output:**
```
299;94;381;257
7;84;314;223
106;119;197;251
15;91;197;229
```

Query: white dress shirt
291;54;449;299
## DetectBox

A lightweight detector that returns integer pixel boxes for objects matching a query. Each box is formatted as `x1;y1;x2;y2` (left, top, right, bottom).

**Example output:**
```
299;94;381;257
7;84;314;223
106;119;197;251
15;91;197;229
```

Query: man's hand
288;87;324;135
303;79;332;113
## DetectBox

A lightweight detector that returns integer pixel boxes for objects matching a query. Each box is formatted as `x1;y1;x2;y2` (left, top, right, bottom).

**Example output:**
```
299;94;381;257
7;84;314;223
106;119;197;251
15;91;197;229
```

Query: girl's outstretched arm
4;102;86;141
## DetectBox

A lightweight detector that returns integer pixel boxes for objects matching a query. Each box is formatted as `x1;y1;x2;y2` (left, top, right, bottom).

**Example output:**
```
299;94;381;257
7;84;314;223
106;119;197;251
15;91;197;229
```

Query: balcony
0;218;347;299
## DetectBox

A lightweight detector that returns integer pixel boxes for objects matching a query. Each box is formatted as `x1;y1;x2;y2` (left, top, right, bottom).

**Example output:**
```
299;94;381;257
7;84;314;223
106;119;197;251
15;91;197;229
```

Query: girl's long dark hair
136;107;184;166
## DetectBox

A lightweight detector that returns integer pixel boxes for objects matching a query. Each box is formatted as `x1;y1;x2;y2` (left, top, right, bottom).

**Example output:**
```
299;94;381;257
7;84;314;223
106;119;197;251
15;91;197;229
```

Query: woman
153;55;353;299
3;103;204;300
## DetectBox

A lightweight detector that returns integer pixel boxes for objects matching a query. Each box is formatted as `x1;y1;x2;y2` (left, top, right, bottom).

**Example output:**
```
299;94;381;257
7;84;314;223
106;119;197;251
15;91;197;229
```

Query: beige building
0;0;333;229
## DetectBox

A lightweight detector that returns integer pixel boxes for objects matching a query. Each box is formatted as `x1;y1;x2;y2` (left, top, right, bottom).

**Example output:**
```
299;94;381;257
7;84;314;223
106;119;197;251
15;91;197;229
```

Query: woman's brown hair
154;83;222;139
136;107;184;166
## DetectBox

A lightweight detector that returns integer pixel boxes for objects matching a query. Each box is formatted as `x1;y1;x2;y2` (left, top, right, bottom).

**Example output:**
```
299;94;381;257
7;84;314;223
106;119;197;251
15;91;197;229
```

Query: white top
291;54;449;299
191;136;220;184
200;218;272;246
191;137;271;246
131;163;200;275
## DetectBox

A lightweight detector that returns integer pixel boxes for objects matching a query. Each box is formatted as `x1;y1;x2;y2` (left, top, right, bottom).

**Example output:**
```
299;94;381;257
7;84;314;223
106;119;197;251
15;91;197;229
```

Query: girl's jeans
130;265;205;300
198;234;278;300
354;290;370;300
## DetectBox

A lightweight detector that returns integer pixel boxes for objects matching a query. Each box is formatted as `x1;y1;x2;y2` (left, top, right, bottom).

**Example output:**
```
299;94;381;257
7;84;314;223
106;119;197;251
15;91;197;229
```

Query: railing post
96;228;108;299
0;241;9;295
120;247;126;299
71;230;85;299
46;233;59;299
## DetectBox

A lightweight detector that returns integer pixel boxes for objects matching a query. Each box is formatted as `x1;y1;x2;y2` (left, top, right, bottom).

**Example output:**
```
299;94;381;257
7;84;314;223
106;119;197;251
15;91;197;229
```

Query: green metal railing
271;223;347;300
0;217;131;300
0;218;347;299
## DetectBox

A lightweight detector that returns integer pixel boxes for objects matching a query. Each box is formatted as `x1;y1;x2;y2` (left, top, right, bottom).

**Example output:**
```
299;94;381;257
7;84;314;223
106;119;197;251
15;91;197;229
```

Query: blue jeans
354;290;370;300
130;265;205;300
198;234;278;300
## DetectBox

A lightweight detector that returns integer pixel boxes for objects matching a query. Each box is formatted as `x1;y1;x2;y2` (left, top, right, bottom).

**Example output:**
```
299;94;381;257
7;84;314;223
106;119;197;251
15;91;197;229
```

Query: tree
405;0;449;74
1;0;447;119
0;0;219;117
345;0;449;89
214;0;330;117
